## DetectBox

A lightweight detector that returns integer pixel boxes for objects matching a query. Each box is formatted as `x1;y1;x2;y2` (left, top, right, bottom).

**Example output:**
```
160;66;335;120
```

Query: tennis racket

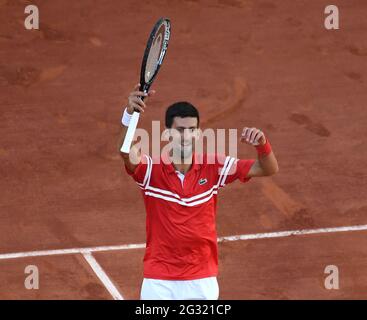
121;17;171;153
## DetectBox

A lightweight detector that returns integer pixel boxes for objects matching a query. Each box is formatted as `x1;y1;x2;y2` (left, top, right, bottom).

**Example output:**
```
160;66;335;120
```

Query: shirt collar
161;151;201;174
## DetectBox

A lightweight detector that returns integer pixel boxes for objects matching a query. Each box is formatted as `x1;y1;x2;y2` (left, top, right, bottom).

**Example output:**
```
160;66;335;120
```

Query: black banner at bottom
0;300;364;319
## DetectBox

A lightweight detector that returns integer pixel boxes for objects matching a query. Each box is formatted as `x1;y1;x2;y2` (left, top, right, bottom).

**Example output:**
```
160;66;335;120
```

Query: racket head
139;17;171;95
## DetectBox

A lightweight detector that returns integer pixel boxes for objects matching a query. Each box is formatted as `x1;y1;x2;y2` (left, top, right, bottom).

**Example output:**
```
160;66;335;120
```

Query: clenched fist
126;83;156;114
240;127;266;146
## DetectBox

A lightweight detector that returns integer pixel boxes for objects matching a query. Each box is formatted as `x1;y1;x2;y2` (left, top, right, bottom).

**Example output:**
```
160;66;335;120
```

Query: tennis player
118;84;279;300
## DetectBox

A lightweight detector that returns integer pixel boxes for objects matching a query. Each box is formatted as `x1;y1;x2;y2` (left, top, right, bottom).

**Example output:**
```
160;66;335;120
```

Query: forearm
241;127;279;177
118;84;154;169
117;108;140;172
258;150;279;175
117;124;129;154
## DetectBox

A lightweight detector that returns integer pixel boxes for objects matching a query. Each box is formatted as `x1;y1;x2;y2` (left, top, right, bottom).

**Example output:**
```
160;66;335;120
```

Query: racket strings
145;28;165;82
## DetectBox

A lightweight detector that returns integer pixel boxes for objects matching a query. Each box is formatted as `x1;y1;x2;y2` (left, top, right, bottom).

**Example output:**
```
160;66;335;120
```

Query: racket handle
120;111;140;153
140;88;148;102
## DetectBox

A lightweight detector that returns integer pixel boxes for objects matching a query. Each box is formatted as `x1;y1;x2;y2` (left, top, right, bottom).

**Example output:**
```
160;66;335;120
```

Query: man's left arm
240;127;279;178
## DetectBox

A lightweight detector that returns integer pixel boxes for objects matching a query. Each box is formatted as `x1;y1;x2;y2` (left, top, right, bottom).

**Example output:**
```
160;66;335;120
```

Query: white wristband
121;108;132;127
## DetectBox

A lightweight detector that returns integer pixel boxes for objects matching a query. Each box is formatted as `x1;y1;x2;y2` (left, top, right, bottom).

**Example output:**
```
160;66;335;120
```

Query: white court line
0;243;146;260
217;224;367;242
82;252;124;300
0;224;366;261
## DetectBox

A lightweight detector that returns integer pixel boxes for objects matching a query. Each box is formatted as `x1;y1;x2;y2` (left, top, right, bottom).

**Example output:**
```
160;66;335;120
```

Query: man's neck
172;157;192;175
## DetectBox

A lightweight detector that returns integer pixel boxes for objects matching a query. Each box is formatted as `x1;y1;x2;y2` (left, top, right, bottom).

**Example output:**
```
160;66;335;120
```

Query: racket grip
120;111;140;153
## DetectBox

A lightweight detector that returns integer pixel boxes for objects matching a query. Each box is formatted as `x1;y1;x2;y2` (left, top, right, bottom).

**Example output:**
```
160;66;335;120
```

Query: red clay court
0;0;367;299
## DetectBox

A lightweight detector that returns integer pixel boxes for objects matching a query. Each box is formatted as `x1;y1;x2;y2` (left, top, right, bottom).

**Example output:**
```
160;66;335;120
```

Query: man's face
169;117;199;160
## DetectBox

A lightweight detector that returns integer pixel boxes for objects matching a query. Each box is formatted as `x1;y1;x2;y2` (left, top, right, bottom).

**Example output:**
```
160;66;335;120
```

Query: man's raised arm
117;83;155;173
240;127;279;178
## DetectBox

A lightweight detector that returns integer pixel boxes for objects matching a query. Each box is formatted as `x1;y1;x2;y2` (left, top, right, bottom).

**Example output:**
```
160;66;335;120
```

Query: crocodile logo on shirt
199;178;208;185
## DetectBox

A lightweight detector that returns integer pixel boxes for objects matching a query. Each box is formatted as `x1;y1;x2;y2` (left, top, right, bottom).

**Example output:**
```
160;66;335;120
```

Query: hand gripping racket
121;18;171;153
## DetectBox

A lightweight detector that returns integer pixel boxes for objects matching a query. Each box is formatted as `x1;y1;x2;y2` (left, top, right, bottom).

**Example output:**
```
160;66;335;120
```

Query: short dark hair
165;101;200;128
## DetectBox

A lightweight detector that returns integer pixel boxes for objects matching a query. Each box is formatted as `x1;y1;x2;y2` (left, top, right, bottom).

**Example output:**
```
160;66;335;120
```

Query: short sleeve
124;154;151;187
215;154;255;187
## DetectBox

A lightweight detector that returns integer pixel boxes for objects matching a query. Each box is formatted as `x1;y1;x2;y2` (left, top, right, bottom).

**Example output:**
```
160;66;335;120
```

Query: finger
245;128;252;142
249;128;258;143
253;130;262;143
250;128;259;143
250;128;260;143
147;90;156;96
242;127;249;139
130;91;148;98
130;97;147;108
133;83;141;90
130;97;146;109
240;128;248;142
130;102;145;113
246;128;254;141
253;130;263;145
132;90;148;97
